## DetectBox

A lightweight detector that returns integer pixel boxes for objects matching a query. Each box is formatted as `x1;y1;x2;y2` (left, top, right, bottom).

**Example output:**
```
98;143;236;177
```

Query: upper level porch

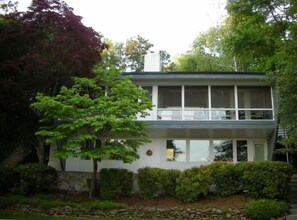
138;83;275;122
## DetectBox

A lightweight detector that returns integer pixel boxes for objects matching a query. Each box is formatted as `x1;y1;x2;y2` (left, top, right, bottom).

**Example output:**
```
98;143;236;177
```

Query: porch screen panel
158;86;181;108
185;86;208;107
237;86;272;108
211;86;235;108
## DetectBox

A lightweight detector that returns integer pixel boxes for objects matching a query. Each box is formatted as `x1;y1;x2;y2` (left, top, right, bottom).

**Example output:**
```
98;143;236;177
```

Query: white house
48;70;277;172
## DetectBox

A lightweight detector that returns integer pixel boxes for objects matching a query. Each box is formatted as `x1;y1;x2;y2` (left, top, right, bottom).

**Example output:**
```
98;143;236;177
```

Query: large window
211;86;235;108
185;86;208;108
158;86;181;108
189;140;210;162
166;140;186;161
166;140;210;162
213;140;233;162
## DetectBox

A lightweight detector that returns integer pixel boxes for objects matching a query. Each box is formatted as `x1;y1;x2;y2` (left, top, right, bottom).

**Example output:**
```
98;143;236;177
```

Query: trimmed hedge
161;169;181;197
0;163;57;195
175;166;212;202
207;162;240;197
238;161;294;199
0;165;19;195
137;167;164;199
245;199;289;220
99;168;133;200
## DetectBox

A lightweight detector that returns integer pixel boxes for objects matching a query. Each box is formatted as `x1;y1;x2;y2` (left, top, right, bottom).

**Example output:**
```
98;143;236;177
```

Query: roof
122;71;267;81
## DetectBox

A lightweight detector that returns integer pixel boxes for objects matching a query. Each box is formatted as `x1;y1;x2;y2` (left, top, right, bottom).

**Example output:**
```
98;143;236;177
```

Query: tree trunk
34;136;45;164
89;139;98;199
89;157;98;199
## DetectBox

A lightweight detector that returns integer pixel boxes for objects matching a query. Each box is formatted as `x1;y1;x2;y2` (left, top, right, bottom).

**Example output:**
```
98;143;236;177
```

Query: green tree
125;35;154;71
174;26;235;71
101;40;126;71
224;0;297;152
31;67;152;199
0;0;106;164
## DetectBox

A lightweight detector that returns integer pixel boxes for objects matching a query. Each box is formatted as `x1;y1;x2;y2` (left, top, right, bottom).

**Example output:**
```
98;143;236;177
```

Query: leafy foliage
207;163;240;197
99;168;133;200
15;163;57;195
238;161;294;199
0;163;57;195
0;194;127;210
0;165;19;195
245;199;289;220
0;0;107;163
31;67;152;198
137;167;164;199
175;166;212;202
161;169;181;197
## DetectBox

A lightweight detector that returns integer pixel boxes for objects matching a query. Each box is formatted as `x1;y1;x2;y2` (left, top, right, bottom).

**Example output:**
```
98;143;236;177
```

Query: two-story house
48;69;277;172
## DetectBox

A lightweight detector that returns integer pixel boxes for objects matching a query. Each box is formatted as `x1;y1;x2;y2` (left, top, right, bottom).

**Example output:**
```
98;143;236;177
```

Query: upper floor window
158;86;181;108
211;86;235;108
185;86;208;108
238;86;272;108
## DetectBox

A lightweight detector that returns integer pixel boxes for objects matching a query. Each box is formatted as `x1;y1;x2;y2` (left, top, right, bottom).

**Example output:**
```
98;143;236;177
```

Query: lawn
0;211;168;220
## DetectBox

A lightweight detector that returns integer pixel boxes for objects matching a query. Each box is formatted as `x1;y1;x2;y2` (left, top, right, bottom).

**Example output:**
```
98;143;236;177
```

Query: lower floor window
166;139;249;163
213;140;233;162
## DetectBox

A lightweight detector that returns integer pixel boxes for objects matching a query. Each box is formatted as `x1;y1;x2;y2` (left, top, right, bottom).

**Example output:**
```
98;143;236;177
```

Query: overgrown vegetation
245;199;289;220
137;161;293;202
0;194;126;210
0;163;57;196
175;166;212;202
99;168;133;200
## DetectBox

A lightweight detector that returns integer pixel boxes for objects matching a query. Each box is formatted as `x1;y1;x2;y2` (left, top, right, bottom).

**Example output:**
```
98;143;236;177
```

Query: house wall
49;138;268;173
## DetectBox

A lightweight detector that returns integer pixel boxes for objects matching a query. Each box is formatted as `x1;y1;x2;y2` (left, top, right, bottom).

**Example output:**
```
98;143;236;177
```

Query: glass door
254;143;265;161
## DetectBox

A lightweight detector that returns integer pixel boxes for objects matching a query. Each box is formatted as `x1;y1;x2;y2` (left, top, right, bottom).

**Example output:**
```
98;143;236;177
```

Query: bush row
0;163;57;195
137;161;294;202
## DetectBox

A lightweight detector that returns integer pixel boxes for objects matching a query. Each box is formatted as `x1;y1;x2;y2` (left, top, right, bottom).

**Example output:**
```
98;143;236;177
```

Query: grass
0;211;167;220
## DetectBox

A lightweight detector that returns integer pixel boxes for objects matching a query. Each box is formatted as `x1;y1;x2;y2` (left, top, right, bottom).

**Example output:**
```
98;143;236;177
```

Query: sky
18;0;227;57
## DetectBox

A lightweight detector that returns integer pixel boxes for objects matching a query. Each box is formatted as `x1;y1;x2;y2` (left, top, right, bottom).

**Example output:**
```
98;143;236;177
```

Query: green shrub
0;165;19;195
83;200;127;211
161;169;181;197
137;167;164;199
99;168;133;200
207;162;240;197
237;161;294;199
175;166;212;202
245;199;289;220
15;163;57;195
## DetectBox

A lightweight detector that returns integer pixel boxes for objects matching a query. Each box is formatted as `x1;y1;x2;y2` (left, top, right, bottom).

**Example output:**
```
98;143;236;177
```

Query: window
166;140;186;161
238;86;272;108
189;140;210;162
158;86;181;108
185;86;208;108
211;86;235;108
213;140;233;161
237;140;247;161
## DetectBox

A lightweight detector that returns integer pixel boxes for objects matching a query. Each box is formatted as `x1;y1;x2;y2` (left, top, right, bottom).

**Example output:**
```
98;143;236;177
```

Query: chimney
144;53;162;72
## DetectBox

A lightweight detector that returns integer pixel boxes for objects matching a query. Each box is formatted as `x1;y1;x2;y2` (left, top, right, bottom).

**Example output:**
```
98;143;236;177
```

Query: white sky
18;0;227;57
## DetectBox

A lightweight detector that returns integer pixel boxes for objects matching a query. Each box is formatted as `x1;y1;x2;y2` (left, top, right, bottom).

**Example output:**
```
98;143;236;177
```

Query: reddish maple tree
0;0;107;164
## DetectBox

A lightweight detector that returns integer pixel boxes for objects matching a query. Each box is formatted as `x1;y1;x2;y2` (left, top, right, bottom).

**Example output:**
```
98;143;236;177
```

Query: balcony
141;108;274;121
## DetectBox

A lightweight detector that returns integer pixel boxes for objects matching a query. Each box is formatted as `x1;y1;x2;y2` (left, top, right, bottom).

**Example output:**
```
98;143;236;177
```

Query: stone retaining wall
10;205;247;220
52;171;92;192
